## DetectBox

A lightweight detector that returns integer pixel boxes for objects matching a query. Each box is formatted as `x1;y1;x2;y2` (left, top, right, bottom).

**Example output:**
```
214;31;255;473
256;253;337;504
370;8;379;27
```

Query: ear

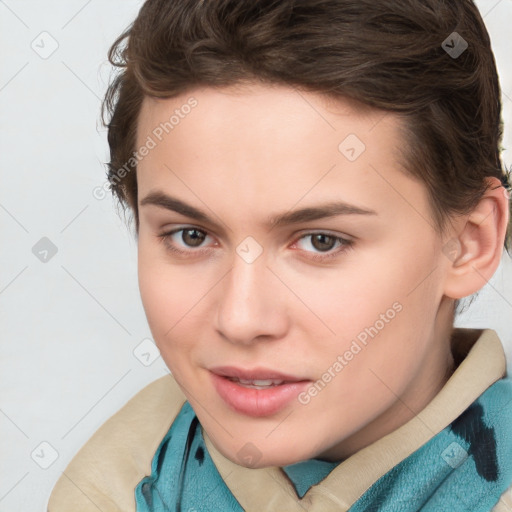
442;177;510;299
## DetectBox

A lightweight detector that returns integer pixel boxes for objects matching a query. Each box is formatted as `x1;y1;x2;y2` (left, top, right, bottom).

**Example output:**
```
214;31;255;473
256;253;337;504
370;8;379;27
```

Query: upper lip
209;366;309;382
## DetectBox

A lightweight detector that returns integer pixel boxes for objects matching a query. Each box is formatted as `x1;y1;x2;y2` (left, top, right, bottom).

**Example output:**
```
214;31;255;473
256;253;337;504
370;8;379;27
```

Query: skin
135;82;507;467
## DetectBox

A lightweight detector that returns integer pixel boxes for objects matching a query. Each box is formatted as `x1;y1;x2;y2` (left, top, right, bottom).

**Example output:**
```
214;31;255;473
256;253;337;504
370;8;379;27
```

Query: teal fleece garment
135;377;512;511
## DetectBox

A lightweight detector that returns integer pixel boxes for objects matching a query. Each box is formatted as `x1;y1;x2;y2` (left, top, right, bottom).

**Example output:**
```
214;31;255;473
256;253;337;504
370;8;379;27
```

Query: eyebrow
140;191;377;228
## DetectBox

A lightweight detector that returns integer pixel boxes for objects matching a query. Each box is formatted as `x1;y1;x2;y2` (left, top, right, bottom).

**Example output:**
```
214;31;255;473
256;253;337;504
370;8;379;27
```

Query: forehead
137;83;392;146
135;83;428;228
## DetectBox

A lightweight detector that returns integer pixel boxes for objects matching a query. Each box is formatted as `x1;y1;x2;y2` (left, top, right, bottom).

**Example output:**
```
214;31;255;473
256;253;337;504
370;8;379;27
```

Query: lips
209;366;306;382
209;366;311;417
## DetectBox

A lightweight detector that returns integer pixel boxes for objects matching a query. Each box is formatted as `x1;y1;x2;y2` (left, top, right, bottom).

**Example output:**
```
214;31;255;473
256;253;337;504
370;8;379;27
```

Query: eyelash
157;227;354;262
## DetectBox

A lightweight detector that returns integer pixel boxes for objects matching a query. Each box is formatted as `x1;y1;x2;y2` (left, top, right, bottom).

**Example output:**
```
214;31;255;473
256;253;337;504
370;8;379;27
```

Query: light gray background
1;1;511;510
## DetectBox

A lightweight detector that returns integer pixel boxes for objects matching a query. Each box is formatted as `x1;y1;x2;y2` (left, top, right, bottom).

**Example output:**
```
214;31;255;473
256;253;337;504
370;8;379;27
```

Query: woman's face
136;83;455;467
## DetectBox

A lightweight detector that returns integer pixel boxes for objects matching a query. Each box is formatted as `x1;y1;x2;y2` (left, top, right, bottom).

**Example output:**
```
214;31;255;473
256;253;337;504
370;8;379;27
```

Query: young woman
49;0;512;510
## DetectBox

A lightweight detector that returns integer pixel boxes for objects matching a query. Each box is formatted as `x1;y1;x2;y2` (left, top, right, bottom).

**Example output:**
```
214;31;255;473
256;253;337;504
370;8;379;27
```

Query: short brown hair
102;0;511;250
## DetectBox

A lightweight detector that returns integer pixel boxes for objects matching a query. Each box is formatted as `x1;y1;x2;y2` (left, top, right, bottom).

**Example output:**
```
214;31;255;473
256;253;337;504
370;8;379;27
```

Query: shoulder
47;373;186;512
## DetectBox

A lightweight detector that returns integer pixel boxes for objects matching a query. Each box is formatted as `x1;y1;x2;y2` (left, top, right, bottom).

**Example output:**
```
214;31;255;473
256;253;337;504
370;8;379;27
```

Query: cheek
137;241;191;341
306;244;443;372
137;237;221;367
137;262;197;382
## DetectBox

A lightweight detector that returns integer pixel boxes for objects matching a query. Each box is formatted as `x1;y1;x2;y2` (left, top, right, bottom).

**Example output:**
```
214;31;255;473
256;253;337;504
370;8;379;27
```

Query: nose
214;252;289;346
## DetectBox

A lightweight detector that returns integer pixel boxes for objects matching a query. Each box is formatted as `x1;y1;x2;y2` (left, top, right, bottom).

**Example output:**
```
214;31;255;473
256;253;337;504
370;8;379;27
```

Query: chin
219;439;314;469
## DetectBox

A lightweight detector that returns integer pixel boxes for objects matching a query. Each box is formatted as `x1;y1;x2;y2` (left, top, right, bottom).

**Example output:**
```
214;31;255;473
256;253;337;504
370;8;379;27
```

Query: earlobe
443;177;510;299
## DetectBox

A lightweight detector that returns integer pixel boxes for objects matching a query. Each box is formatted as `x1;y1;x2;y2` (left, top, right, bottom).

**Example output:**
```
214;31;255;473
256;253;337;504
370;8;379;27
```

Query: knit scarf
135;376;512;511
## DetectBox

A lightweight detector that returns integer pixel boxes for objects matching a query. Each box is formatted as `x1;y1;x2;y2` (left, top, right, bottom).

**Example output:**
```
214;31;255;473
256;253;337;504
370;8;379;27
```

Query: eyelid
290;230;354;260
158;226;214;252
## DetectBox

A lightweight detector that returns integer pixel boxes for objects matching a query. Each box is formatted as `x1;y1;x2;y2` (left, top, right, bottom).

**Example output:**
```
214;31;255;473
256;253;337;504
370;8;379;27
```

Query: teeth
230;378;285;388
239;379;284;386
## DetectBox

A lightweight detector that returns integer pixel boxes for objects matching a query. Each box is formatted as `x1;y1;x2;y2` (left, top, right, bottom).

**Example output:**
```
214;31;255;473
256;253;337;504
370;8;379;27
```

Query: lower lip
210;373;311;417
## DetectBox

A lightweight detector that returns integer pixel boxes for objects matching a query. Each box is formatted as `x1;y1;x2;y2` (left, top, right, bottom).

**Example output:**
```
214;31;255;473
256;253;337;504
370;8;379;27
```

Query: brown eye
293;232;353;261
157;227;215;257
181;228;206;247
310;234;337;252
